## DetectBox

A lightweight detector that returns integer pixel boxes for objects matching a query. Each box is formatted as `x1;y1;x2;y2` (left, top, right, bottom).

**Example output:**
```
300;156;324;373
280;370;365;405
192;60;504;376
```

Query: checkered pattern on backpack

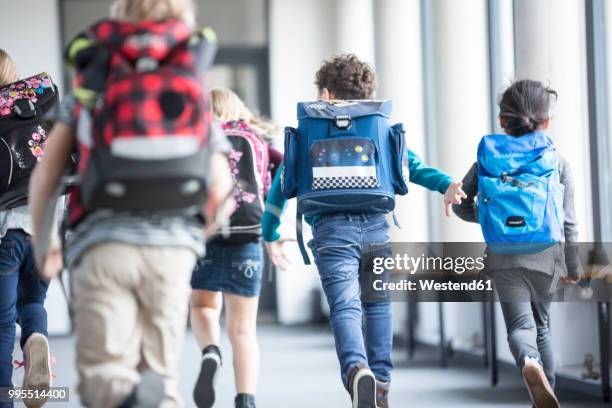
312;175;379;190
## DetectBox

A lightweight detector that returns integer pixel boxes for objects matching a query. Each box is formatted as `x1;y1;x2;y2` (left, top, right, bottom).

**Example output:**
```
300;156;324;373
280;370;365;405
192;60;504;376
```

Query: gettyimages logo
372;253;486;275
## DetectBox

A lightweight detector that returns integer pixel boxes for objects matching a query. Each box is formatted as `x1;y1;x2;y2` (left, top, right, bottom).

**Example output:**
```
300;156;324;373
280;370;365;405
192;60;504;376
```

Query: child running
190;87;282;408
263;54;466;408
453;80;581;408
28;0;234;407
0;49;56;408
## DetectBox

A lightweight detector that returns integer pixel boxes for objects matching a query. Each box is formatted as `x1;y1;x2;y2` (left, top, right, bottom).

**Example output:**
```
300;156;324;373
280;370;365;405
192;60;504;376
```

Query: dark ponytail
498;80;557;136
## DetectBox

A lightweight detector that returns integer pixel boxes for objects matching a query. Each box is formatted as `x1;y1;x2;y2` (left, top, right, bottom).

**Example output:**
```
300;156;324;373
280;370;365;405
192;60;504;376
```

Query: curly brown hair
315;54;377;100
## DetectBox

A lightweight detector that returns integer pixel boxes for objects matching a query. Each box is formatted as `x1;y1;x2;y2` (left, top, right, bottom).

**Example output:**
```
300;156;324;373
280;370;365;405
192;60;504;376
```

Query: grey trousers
493;268;556;388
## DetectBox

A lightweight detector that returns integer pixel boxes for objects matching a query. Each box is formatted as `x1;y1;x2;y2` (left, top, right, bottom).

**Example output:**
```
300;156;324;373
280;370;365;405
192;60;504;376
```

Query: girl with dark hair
453;80;581;408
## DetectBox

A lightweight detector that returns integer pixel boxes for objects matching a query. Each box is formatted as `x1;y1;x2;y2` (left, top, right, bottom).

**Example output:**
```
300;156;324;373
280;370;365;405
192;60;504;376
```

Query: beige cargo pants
72;243;196;408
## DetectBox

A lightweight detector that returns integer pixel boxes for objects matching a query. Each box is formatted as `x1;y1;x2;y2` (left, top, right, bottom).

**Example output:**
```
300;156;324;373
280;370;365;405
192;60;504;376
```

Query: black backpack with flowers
0;73;58;209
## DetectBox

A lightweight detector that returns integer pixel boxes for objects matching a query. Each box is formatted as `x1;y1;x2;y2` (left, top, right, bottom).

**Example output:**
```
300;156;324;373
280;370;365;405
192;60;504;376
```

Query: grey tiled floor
10;324;610;407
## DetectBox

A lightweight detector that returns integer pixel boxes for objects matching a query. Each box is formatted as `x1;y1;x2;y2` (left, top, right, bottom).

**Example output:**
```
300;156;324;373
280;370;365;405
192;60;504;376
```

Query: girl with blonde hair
0;49;55;408
190;87;282;408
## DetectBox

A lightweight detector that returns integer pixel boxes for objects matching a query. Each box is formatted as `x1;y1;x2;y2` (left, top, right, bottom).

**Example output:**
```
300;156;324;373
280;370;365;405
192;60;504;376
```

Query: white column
374;0;428;242
422;0;492;351
335;0;376;65
428;0;491;242
269;0;336;324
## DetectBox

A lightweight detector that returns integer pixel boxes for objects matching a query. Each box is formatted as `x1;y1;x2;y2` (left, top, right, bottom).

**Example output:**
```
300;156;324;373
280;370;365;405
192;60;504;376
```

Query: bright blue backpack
477;131;565;253
282;100;410;264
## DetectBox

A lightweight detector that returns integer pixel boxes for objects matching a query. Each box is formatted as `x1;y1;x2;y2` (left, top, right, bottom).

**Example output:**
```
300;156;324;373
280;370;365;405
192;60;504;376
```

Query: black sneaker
193;345;222;408
235;393;256;408
347;364;376;408
116;370;165;408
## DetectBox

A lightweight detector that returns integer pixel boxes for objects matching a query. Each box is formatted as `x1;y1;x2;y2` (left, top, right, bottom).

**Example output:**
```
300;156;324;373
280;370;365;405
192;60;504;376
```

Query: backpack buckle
136;57;159;72
335;115;352;130
14;99;36;119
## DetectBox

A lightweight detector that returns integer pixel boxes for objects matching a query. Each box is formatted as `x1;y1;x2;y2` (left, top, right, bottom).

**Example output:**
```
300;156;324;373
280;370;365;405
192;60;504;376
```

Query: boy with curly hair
263;54;466;408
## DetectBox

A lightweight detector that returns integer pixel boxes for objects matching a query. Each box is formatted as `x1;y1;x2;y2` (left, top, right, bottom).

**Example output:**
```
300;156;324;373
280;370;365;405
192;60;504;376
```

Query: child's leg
362;300;393;383
500;301;541;365
16;235;49;346
310;217;366;388
191;290;223;349
360;218;393;384
73;243;144;408
138;245;195;407
225;293;260;394
0;236;20;403
532;301;555;388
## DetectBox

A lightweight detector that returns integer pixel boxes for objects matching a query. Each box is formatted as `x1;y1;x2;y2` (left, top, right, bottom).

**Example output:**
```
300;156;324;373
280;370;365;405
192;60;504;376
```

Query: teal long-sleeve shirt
261;149;453;242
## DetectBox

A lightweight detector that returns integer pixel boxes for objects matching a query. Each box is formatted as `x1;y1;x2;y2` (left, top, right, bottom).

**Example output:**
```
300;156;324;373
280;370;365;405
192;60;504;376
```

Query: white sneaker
522;357;560;408
22;333;52;408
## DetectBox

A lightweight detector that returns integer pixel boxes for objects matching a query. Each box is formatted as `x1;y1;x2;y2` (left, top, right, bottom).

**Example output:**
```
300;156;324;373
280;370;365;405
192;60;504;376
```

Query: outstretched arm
29;122;75;279
452;162;479;223
408;149;466;216
262;163;292;269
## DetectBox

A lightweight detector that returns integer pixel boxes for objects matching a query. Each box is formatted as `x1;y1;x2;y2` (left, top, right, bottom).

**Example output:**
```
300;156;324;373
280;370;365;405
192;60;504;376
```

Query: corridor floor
11;324;609;407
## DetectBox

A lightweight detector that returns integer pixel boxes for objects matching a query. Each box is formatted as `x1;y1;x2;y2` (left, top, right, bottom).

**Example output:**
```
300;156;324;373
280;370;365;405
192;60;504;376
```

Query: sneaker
116;369;165;408
376;380;390;408
235;393;256;408
22;333;52;408
193;345;222;408
522;357;560;408
347;364;376;408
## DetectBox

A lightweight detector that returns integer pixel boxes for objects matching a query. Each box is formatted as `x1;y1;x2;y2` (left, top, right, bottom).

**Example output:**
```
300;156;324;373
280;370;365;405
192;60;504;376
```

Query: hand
265;240;293;270
39;237;63;281
561;276;581;285
204;195;236;239
444;181;468;217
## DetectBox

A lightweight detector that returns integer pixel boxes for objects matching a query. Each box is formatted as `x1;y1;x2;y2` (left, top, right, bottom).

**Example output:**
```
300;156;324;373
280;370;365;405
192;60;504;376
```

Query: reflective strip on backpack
110;137;202;159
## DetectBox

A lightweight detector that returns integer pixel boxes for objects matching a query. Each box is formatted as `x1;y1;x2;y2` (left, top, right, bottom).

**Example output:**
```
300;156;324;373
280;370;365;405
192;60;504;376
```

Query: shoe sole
353;371;376;408
522;364;560;408
23;335;51;408
193;353;220;408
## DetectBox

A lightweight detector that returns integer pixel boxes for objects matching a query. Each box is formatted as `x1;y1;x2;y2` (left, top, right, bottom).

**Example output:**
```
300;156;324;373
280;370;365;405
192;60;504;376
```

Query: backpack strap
296;210;311;265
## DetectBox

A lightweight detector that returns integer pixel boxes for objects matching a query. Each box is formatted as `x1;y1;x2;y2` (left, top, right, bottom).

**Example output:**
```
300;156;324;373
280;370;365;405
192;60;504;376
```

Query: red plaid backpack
66;19;216;225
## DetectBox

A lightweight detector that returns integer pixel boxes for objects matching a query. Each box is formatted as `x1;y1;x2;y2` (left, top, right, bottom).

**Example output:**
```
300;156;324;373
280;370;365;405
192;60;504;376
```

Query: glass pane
209;64;261;115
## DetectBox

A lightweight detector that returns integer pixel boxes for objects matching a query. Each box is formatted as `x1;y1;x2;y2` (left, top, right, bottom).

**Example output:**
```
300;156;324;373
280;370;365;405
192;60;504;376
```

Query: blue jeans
0;230;49;401
309;214;393;387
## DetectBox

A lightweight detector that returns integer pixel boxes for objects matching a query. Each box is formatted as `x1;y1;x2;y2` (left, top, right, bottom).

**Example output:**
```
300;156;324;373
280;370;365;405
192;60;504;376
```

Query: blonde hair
211;87;276;140
0;49;18;86
111;0;196;28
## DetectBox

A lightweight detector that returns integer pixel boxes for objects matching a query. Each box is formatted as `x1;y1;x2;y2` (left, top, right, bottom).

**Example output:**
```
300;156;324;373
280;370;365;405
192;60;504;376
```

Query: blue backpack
282;100;409;264
477;131;565;253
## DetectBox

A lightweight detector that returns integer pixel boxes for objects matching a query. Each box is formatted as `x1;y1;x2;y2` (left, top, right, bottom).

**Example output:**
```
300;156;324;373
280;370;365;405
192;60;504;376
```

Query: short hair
110;0;196;28
0;48;18;86
315;54;377;100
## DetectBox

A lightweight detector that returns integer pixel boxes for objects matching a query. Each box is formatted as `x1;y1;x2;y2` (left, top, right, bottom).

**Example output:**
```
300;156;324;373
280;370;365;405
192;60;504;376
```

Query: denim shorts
191;241;264;297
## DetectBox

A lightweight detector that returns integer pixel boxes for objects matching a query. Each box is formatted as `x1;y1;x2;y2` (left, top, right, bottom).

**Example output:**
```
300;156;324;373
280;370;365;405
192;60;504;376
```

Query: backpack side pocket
389;123;409;195
281;126;298;199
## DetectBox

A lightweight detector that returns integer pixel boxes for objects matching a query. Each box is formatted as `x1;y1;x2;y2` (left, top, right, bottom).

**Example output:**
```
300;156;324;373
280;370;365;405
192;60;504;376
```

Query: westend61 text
373;279;494;292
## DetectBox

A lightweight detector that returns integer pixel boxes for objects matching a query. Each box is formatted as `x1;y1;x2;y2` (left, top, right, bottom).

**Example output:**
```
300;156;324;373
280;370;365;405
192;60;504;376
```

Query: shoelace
14;356;57;378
